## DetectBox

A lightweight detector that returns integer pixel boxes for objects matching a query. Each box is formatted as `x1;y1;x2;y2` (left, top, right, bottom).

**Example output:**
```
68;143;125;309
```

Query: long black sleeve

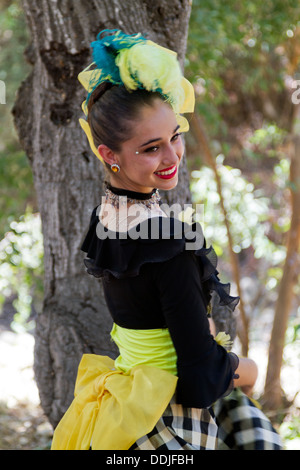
152;249;238;409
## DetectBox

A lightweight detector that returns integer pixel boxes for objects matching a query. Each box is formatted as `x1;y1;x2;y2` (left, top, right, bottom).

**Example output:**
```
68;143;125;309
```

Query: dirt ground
0;329;53;450
0;322;299;451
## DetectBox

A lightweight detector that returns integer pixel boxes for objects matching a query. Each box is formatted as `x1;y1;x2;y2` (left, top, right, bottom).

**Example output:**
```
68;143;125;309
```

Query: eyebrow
139;125;180;148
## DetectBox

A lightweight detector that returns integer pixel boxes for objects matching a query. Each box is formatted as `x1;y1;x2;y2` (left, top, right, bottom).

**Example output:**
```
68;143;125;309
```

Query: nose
162;142;182;167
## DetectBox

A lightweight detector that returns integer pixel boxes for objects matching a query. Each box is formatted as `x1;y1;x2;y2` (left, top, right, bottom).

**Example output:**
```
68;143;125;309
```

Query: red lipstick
154;165;177;180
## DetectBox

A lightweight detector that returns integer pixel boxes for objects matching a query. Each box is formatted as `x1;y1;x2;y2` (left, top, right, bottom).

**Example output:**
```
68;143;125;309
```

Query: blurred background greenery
0;0;43;333
0;0;299;448
0;0;42;333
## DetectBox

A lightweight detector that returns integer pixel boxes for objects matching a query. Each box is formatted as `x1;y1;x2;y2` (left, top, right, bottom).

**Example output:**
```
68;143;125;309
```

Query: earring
111;163;120;173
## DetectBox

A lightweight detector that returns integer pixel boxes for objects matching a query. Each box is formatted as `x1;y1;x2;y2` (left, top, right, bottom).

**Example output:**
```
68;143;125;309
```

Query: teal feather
86;30;147;103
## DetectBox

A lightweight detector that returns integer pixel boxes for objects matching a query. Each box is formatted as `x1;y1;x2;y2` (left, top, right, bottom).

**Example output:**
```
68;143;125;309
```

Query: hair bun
87;82;114;113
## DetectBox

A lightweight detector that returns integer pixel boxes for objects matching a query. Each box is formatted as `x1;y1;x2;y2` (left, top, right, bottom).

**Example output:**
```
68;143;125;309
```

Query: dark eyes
172;132;182;142
143;133;181;153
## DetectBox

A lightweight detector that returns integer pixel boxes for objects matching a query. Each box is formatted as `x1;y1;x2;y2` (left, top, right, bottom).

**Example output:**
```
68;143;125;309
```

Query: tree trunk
12;0;192;427
263;133;300;410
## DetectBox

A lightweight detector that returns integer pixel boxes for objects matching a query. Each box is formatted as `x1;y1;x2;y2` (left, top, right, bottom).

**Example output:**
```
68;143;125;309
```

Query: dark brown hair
87;83;164;173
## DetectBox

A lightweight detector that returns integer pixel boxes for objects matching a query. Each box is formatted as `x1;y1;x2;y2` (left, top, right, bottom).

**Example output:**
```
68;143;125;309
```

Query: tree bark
263;132;300;410
13;0;192;427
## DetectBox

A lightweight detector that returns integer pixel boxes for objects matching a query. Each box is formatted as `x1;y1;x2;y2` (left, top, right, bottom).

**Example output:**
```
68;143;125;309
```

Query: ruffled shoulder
194;244;240;312
80;204;194;279
81;205;239;312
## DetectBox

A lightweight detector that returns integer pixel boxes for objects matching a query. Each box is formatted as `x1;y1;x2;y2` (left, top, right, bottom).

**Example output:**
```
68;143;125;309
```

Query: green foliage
187;1;299;306
187;0;300;134
188;0;300;78
190;156;288;291
284;317;300;363
191;156;283;252
0;0;30;144
248;124;288;159
0;1;40;331
280;415;300;447
0;208;44;332
279;317;300;447
0;0;35;235
0;145;35;236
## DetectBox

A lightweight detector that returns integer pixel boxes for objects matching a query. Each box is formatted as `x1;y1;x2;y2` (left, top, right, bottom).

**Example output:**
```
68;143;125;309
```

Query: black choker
105;181;158;199
104;181;161;209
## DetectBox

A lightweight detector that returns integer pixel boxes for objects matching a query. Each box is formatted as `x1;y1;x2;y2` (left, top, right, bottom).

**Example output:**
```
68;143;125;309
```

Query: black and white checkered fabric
130;389;283;451
130;397;218;450
214;388;283;450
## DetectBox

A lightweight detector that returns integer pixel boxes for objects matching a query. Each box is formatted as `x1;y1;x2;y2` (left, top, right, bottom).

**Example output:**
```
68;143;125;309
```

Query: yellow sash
111;323;178;375
51;326;178;450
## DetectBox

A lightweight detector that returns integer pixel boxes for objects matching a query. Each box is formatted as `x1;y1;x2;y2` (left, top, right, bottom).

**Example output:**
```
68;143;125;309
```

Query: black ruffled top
81;204;239;409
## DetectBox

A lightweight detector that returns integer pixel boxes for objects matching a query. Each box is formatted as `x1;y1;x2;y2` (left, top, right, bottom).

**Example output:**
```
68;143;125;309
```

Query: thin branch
190;112;249;356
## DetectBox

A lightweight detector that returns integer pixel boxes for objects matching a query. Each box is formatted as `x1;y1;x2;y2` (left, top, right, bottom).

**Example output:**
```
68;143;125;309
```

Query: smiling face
98;98;184;193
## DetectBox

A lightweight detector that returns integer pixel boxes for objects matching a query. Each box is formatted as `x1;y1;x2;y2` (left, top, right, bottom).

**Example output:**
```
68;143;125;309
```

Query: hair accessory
111;163;120;173
78;29;195;164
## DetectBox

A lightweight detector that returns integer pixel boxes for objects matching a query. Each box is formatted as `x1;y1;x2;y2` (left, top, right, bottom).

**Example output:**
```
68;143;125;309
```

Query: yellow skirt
51;354;177;450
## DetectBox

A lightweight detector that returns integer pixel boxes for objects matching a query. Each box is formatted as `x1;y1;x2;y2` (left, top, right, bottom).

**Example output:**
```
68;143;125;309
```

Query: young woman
51;30;281;451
